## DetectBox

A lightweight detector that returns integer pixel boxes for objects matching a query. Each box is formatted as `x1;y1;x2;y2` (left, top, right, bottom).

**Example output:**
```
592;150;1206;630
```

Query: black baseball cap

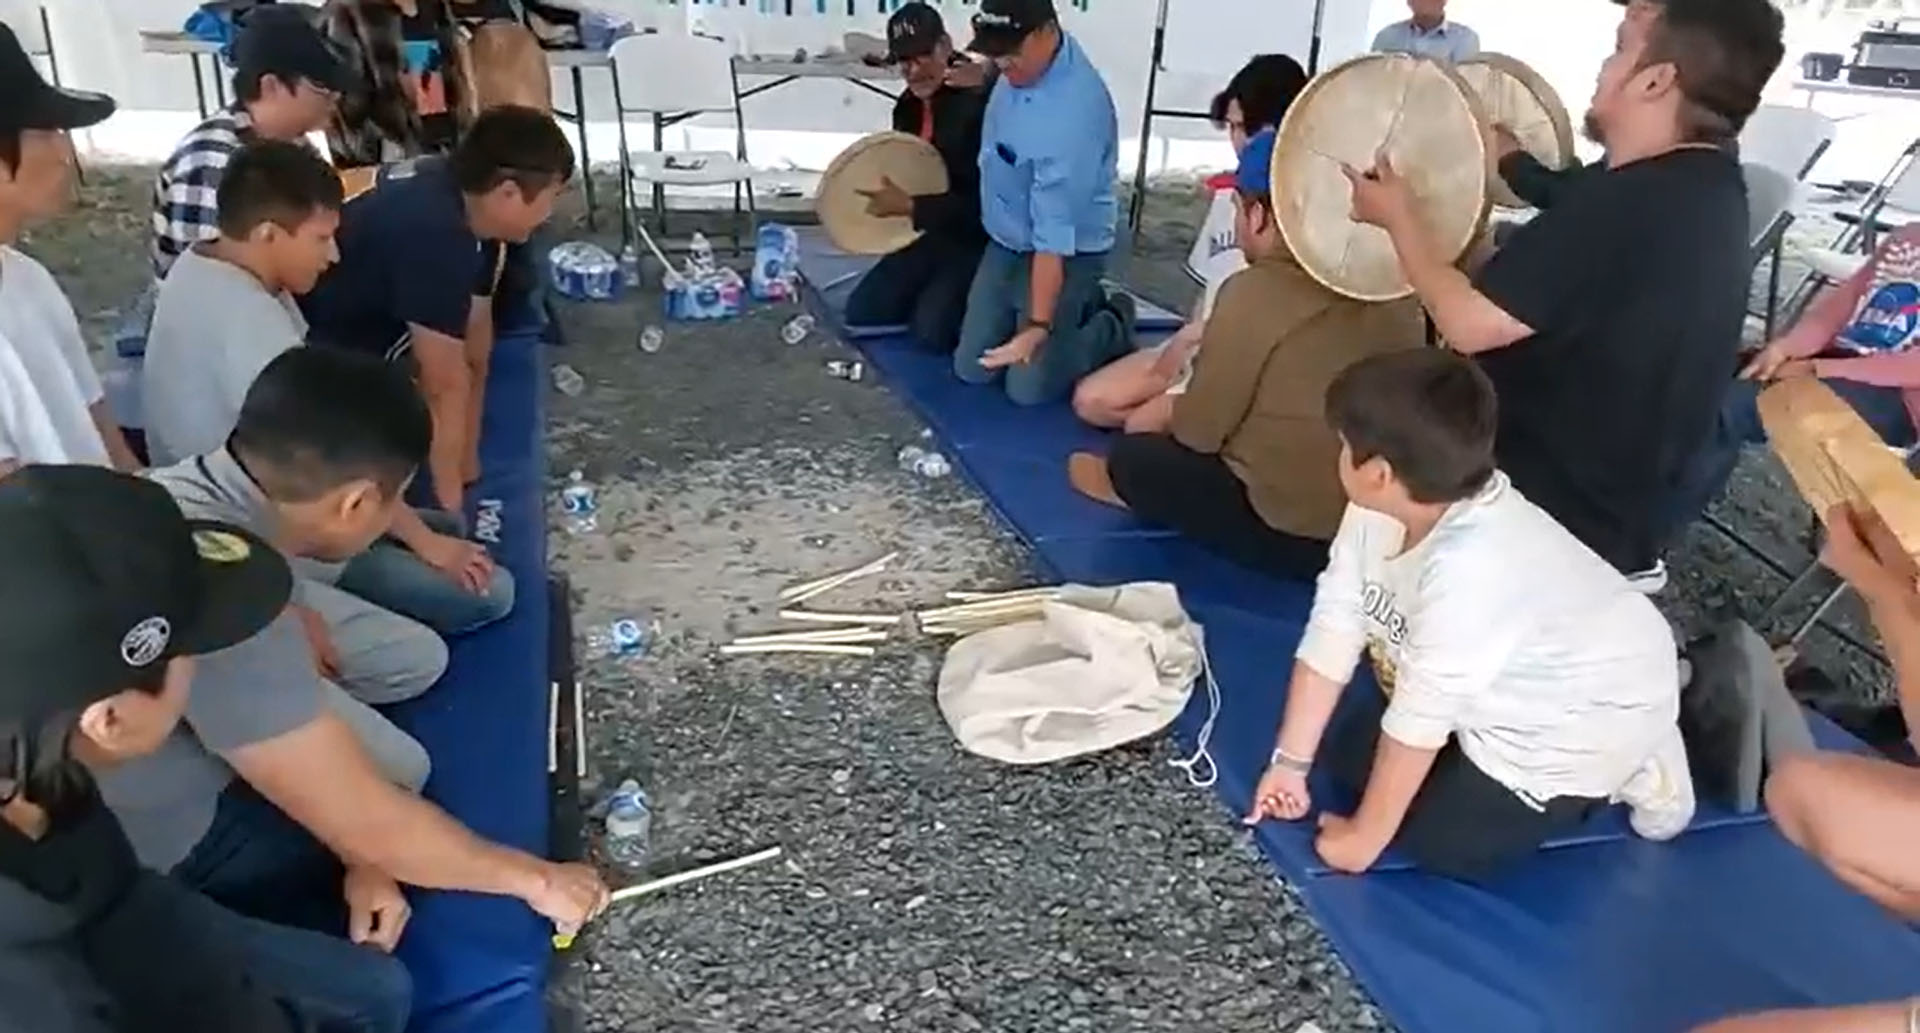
0;466;292;722
968;0;1057;58
0;25;114;135
886;2;947;63
232;5;353;95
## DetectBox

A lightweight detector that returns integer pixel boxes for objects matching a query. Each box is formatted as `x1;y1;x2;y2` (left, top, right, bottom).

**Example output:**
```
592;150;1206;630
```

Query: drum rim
1269;53;1492;303
816;130;950;256
1457;51;1579;211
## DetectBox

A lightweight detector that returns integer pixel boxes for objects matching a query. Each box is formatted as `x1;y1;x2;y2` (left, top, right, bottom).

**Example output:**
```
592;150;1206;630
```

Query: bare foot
1068;452;1126;509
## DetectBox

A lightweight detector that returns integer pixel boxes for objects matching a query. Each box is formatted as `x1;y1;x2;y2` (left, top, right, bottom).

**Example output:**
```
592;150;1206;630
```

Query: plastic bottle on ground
551;363;585;397
638;324;665;353
561;470;598;534
603;778;652;866
781;313;815;345
617;243;642;289
915;452;952;478
896;444;927;471
687;232;716;276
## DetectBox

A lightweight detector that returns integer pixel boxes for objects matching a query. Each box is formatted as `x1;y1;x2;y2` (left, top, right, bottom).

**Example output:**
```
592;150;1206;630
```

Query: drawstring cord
1168;635;1221;789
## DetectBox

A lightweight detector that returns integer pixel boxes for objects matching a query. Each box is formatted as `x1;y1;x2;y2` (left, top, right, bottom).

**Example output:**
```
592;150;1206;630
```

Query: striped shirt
150;107;254;278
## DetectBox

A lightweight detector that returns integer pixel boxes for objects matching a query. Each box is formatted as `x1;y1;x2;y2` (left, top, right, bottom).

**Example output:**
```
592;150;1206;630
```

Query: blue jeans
337;509;515;636
953;242;1129;406
1670;375;1917;533
173;785;412;1033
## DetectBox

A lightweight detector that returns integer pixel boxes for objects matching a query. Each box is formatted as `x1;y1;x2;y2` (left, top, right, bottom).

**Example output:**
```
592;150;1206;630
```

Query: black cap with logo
885;2;947;63
232;4;353;95
967;0;1057;58
0;466;292;722
0;25;114;135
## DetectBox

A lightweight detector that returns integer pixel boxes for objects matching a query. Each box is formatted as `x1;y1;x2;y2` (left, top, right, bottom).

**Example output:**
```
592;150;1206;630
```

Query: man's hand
1150;323;1202;382
1314;812;1390;874
856;175;914;219
1341;151;1417;232
1490;122;1524;161
980;325;1049;371
524;861;611;938
344;866;411;953
1244;763;1312;824
944;58;988;89
0;458;17;480
1822;503;1920;611
292;604;342;681
1740;341;1803;381
412;530;495;594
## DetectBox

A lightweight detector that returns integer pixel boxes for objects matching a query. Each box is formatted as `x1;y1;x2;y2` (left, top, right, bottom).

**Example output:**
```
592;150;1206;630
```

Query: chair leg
1755;558;1828;628
1763;236;1783;340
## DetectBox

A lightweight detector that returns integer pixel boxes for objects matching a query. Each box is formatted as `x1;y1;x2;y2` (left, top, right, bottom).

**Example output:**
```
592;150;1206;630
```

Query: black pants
1323;687;1604;882
1107;432;1331;582
845;231;984;353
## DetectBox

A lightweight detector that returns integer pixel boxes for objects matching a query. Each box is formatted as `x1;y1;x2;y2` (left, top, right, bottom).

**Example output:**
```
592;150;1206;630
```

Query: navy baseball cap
886;2;946;62
232;5;353;94
968;0;1056;58
1234;128;1277;198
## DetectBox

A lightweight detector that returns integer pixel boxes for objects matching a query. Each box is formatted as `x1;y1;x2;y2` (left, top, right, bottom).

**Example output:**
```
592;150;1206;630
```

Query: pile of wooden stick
720;552;902;657
915;586;1062;638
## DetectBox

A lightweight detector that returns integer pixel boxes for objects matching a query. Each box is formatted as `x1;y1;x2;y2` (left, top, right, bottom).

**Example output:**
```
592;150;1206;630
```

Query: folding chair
1743;162;1800;340
608;32;756;255
1737;104;1836;182
0;2;82;185
1788;137;1920;314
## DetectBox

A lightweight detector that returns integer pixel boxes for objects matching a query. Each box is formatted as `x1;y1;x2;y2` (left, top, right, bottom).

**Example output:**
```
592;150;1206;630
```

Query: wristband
1269;745;1312;774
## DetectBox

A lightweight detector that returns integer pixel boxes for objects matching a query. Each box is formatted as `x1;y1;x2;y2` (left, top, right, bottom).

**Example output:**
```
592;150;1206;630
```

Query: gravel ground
30;166;1893;1033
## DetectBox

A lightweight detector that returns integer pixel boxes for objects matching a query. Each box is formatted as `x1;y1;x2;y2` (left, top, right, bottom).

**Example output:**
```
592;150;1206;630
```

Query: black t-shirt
0;792;298;1033
300;156;501;356
1473;147;1750;574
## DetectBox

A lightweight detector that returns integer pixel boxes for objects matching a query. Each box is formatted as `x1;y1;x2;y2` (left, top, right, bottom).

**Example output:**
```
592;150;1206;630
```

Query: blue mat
795;225;1186;339
798;257;1920;1031
385;328;552;1033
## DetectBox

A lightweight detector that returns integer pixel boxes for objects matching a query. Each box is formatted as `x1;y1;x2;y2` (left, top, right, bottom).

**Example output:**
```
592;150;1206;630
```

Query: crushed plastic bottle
603;778;652;866
825;359;865;382
896;444;927;471
686;231;716;277
560;470;598;534
781;313;815;345
550;363;585;397
637;324;665;353
914;451;952;478
617;242;642;289
586;616;657;658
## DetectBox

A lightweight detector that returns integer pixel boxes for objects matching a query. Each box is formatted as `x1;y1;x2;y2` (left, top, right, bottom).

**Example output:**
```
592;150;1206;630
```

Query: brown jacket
1170;249;1424;540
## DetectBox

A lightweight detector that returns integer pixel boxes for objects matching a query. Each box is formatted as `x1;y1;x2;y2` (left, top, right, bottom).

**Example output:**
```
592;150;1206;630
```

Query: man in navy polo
953;0;1131;406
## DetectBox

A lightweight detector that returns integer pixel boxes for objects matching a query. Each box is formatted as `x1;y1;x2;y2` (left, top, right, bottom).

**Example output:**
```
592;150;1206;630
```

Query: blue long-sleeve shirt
977;31;1118;256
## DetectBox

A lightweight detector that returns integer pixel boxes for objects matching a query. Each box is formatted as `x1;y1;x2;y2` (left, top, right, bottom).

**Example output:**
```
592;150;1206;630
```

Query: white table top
1795;78;1920;102
139;30;217;56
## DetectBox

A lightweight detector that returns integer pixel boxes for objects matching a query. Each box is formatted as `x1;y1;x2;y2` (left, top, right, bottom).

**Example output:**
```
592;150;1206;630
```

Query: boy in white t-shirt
0;29;138;474
1245;349;1694;880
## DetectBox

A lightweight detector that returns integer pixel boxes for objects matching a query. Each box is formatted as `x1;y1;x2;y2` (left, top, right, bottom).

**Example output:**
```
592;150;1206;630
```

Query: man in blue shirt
1372;0;1480;64
955;0;1131;406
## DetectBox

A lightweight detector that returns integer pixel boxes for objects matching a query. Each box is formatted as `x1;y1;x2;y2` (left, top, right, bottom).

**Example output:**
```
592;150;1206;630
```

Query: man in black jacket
844;1;989;353
0;465;305;1033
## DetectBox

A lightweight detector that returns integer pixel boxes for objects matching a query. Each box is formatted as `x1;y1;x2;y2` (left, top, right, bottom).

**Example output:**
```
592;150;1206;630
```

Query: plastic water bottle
915;452;952;478
825;359;864;382
603;779;652;866
781;314;815;345
617;242;642;289
638;324;665;353
560;470;598;534
551;363;585;398
687;232;716;276
896;444;927;471
585;615;656;659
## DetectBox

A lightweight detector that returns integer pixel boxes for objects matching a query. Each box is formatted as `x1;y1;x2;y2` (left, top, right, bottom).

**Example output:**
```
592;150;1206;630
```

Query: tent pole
1125;0;1172;234
1308;0;1328;74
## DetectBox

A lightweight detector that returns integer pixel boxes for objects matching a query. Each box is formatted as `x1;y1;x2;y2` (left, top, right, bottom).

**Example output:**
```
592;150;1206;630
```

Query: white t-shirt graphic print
1295;472;1681;808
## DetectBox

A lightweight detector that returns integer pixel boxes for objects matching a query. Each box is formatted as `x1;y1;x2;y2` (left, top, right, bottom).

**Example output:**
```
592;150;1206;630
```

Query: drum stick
775;609;902;625
551;846;785;949
819;269;866;291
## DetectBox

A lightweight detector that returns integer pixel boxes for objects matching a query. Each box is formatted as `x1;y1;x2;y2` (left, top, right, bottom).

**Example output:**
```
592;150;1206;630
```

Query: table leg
212;56;229;110
652;112;667;237
189;55;210;119
572;67;595;231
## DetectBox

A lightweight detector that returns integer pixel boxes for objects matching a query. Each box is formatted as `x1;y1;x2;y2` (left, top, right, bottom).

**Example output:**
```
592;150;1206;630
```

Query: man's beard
1582;110;1606;147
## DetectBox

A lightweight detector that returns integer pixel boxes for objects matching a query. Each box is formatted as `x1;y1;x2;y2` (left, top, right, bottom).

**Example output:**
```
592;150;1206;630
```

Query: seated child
1245;349;1694;881
1073;54;1308;433
1672;224;1920;531
1067;128;1424;582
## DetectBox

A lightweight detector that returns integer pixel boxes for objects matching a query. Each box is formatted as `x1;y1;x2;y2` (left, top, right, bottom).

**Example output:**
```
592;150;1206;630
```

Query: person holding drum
842;2;991;354
1343;0;1783;583
952;0;1134;406
1065;128;1423;583
1072;54;1308;433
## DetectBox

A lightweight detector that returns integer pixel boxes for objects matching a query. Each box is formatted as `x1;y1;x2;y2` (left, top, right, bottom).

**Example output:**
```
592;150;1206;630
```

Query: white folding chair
607;32;756;254
1737;104;1837;182
1789;137;1920;313
0;2;82;184
1743;162;1800;339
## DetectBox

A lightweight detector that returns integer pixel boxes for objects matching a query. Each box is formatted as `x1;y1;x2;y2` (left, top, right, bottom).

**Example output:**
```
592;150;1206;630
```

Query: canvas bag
936;583;1217;780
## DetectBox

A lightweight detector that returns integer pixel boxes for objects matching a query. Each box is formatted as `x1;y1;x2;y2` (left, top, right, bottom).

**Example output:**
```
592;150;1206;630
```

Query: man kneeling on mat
1245;350;1694;880
1066;128;1423;582
842;2;988;353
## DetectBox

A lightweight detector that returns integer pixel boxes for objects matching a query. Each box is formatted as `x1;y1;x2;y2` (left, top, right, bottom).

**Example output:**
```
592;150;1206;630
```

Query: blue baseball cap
1235;127;1277;198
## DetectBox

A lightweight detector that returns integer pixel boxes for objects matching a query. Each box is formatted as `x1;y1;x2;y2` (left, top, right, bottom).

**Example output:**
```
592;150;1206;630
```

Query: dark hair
0;129;19;177
1209;54;1309;134
0;663;169;821
229;348;431;503
216;140;345;239
1639;0;1783;145
451;105;576;197
1325;350;1497;504
233;66;280;105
